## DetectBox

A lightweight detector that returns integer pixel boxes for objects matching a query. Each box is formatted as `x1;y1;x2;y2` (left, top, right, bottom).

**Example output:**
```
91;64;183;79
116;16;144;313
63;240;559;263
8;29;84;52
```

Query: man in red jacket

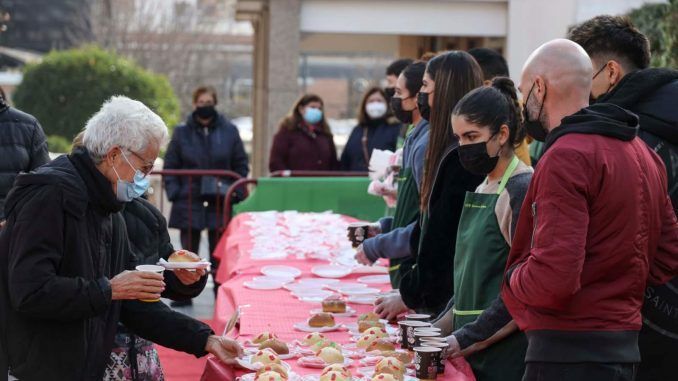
502;39;678;381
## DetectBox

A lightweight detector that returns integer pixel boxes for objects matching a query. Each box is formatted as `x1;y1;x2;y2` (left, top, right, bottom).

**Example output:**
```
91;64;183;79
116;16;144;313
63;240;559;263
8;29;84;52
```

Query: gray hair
83;96;168;163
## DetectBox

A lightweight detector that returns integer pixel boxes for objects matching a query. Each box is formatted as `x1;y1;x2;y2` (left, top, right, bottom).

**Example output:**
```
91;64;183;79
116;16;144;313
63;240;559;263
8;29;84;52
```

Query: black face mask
195;105;217;120
417;92;431;121
522;83;548;142
390;97;414;124
384;87;396;104
458;136;501;176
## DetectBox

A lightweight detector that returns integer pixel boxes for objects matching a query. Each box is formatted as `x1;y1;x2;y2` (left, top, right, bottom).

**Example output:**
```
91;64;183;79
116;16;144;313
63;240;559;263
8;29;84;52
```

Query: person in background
340;87;401;171
354;61;429;288
269;94;339;172
0;96;243;381
569;15;678;381
0;87;50;228
434;78;532;381
502;39;678;381
468;48;531;167
164;86;249;301
385;58;414;103
374;51;484;319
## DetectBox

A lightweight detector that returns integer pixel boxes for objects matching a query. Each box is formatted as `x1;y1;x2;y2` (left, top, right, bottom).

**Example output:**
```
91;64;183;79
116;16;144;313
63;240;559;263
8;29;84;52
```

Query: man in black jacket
0;96;242;381
0;90;50;225
569;15;678;381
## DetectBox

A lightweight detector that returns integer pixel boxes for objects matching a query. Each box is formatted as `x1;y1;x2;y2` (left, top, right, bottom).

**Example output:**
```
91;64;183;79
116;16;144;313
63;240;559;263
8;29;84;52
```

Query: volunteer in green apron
436;78;533;381
353;62;429;288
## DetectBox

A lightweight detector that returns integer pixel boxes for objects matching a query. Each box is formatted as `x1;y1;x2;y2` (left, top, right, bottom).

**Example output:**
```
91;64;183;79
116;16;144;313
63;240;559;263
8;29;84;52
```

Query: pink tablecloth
202;212;475;381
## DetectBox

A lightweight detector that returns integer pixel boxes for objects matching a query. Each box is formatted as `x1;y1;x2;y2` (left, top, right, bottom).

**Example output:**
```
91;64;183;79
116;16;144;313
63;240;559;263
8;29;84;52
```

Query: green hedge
14;45;180;141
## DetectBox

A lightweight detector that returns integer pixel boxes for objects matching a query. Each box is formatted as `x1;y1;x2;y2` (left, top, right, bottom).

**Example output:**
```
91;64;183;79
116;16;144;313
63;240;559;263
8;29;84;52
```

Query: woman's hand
170;251;206;285
374;293;409;321
444;335;461;358
205;335;244;366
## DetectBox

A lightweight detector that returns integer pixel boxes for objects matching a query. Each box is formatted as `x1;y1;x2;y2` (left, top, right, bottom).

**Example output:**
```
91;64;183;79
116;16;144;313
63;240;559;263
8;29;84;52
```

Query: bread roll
308;313;336;327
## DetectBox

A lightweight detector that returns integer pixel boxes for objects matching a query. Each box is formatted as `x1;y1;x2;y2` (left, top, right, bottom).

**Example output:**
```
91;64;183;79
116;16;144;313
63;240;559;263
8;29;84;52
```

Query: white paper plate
311;265;353;279
347;295;379;305
357;275;390;285
157;258;211;270
351;265;388;274
297;356;353;369
309;307;357;317
244;280;286;290
284;283;319;292
253;275;295;284
235;357;292;371
298;278;341;286
261;265;302;278
293;322;344;333
340;287;380;296
326;282;368;292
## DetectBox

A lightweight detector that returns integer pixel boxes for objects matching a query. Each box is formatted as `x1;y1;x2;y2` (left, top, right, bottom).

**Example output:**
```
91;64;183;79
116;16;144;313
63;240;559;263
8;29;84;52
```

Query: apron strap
496;156;520;195
452;307;485;316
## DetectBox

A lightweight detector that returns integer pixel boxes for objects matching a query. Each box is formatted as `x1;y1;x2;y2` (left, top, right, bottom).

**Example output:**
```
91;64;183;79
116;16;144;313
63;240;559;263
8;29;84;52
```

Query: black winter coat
0;105;50;220
0;149;212;381
398;145;484;316
164;113;249;230
340;119;401;171
122;198;207;300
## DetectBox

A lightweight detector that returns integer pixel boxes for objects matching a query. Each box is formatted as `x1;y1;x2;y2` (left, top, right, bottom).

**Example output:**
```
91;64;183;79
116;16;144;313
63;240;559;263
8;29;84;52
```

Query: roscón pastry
312;340;341;354
366;339;395;352
358;312;380;322
303;332;326;346
356;333;380;349
321;364;352;378
309;312;336;328
317;347;344;365
256;371;286;381
167;250;196;262
256;364;289;379
259;338;290;355
252;349;281;365
320;371;350;381
253;332;278;344
322;296;347;313
358;320;385;333
363;327;388;339
375;357;405;380
380;351;413;364
371;374;397;381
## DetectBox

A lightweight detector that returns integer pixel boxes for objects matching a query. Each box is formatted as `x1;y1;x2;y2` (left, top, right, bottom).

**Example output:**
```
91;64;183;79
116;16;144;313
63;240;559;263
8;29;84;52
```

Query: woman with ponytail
374;51;484;319
434;77;533;381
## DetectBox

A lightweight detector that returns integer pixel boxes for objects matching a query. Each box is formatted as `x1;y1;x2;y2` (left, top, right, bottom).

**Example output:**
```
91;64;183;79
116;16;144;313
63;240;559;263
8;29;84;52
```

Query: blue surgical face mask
303;107;323;125
112;151;150;202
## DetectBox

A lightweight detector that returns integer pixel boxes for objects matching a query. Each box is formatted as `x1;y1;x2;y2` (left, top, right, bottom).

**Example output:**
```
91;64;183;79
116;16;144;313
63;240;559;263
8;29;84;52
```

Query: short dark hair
568;15;650;70
192;85;218;105
467;48;509;80
401;61;427;98
386;58;414;77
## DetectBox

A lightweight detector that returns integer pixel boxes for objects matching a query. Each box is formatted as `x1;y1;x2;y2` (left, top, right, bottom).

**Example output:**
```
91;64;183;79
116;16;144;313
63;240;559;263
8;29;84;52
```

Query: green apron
452;156;527;381
387;166;420;288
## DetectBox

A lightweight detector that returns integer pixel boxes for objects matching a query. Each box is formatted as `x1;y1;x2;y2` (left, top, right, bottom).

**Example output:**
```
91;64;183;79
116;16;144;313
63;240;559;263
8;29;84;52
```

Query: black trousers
522;362;637;381
180;229;220;297
637;325;678;381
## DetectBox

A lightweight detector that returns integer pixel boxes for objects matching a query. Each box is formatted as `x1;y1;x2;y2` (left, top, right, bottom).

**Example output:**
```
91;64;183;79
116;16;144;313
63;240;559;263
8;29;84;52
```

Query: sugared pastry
309;312;336;327
256;364;289;379
356;333;380;349
371;374;397;381
358;320;385;333
253;332;278;344
321;364;352;378
358;312;380;322
363;327;388;339
312;340;341;354
252;349;281;365
303;332;326;346
380;351;413;364
167;250;195;262
366;339;396;352
322;296;347;313
320;371;350;381
259;338;290;355
255;371;286;381
317;347;344;364
375;357;405;380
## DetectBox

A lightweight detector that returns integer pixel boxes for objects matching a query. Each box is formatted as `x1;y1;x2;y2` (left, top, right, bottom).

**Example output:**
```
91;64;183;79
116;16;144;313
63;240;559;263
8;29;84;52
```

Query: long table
202;212;475;381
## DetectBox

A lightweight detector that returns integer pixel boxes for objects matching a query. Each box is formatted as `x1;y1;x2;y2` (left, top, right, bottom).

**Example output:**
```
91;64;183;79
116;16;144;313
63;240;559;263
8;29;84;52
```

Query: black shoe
170;300;193;307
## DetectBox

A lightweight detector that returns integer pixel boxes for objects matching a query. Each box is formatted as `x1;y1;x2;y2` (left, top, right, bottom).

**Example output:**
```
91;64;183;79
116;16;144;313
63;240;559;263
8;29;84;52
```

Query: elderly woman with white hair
0;96;243;381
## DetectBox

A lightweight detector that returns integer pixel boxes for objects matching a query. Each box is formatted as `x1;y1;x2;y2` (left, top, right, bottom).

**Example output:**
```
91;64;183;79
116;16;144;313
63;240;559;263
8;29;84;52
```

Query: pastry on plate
255;371;286;381
317;347;344;365
253;332;278;344
357;312;380;322
380;351;413;364
259;338;290;355
366;339;395;352
362;327;388;339
256;364;289;379
371;374;397;381
302;332;326;346
358;320;385;333
312;339;340;353
309;312;336;328
321;364;352;378
322;296;347;313
252;349;281;365
167;250;196;262
375;357;405;380
356;333;380;349
320;370;350;381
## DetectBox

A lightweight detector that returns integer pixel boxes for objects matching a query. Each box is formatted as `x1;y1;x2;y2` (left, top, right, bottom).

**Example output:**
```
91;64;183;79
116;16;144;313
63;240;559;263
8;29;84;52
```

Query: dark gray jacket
0;105;50;220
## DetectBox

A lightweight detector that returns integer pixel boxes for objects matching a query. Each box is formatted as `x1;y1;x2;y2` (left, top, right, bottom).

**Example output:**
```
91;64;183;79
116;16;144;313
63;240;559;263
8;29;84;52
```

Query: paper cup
414;346;442;380
405;313;431;322
135;264;164;302
347;222;370;248
413;330;441;348
421;342;448;373
397;320;430;350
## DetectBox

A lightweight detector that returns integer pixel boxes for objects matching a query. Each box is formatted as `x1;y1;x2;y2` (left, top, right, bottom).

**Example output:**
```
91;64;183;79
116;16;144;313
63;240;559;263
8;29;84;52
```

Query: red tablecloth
203;212;475;381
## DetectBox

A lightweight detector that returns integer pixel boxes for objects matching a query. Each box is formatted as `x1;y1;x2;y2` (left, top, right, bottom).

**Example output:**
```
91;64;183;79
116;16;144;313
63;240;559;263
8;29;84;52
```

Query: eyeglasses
127;150;154;175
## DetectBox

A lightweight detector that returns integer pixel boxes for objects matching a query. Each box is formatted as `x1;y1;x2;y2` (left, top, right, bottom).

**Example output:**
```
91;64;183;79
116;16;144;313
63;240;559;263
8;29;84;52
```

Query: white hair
83;96;168;163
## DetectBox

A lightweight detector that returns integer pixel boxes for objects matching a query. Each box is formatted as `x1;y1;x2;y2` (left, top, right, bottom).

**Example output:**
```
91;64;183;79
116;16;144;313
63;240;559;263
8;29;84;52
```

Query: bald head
522;39;593;101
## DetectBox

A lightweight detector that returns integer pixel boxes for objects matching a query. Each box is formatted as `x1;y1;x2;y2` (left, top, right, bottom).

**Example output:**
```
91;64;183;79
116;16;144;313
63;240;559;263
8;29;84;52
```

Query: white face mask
365;101;387;119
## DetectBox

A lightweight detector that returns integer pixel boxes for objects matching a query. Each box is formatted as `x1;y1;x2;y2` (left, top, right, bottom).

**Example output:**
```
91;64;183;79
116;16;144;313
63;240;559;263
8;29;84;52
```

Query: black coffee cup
414;346;442;380
397;320;430;350
347;222;370;248
422;342;448;374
